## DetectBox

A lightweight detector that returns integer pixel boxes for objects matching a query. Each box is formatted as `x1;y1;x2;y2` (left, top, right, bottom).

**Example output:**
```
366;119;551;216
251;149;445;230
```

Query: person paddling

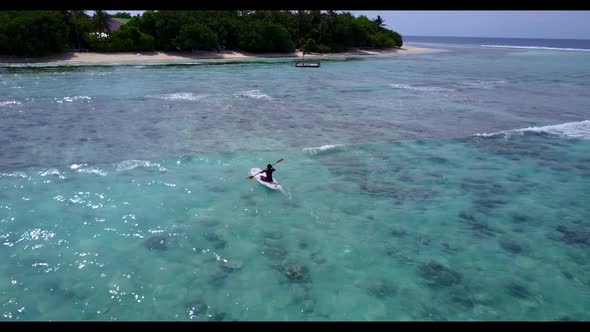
248;159;283;182
260;164;276;183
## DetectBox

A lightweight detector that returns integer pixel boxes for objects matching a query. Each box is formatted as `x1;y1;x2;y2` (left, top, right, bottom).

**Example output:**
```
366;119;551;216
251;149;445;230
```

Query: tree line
0;10;403;56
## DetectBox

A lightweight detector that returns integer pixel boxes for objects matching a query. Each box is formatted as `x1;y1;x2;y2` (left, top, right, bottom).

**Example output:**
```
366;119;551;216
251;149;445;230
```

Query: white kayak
250;168;282;190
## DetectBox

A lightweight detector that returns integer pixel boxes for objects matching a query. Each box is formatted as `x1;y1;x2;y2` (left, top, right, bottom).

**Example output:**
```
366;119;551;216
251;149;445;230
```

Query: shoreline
0;46;436;65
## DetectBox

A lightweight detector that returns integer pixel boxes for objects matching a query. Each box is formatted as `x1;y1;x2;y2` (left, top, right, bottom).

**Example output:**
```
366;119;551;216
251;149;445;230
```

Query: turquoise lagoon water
1;42;590;321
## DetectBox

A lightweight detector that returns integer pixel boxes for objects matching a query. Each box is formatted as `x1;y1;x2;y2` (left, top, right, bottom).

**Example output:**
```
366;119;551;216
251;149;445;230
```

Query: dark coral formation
391;225;409;237
505;281;530;299
474;198;508;210
145;235;168;251
512;213;529;224
203;231;227;249
262;238;288;260
263;231;283;240
555;225;590;247
284;264;311;283
384;245;414;264
417;261;463;288
185;299;208;319
208;311;229;321
310;252;327;265
458;211;502;238
366;280;397;299
208;269;230;287
220;259;242;272
498;236;526;254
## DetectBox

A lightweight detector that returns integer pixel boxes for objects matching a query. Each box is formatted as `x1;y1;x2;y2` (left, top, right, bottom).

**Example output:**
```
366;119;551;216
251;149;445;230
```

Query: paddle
248;159;284;179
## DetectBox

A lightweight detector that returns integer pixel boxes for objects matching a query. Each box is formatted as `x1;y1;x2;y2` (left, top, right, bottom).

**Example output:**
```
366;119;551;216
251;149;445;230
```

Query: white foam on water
146;92;210;101
70;164;87;170
0;100;22;107
235;90;273;101
115;160;167;172
389;83;455;92
18;228;55;242
481;45;590;52
0;172;28;178
302;144;346;155
77;168;108;176
54;96;92;104
38;169;64;178
460;80;507;89
475;120;590;139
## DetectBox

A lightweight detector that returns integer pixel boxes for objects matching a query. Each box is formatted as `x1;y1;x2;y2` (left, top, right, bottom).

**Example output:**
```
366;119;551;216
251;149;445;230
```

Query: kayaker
260;164;276;183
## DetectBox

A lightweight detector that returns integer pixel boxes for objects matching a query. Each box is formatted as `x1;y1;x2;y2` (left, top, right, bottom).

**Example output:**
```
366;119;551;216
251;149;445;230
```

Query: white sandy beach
0;46;435;64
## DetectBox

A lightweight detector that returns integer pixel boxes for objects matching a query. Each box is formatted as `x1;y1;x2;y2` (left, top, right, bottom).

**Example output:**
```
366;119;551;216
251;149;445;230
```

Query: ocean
1;36;589;320
405;35;590;51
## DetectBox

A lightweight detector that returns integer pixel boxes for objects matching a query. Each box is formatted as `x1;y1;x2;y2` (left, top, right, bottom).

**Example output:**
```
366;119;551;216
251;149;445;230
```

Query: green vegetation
0;10;403;57
0;11;67;56
113;12;132;19
109;25;155;52
92;10;111;34
175;23;218;51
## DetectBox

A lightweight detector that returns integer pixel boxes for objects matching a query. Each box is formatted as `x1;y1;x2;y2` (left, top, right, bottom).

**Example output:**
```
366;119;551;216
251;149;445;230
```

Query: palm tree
296;11;313;45
92;10;111;34
60;10;84;50
374;15;386;31
315;14;331;45
71;10;85;50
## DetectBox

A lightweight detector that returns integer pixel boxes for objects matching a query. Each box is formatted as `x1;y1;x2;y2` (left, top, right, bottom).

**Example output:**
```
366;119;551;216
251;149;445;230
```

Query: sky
350;11;590;40
104;11;590;40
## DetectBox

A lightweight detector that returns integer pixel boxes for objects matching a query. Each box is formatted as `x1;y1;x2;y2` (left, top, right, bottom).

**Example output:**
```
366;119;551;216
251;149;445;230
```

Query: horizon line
404;35;590;41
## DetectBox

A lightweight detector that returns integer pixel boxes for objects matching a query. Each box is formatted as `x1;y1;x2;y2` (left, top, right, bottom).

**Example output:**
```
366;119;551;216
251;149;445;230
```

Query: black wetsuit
261;167;275;182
